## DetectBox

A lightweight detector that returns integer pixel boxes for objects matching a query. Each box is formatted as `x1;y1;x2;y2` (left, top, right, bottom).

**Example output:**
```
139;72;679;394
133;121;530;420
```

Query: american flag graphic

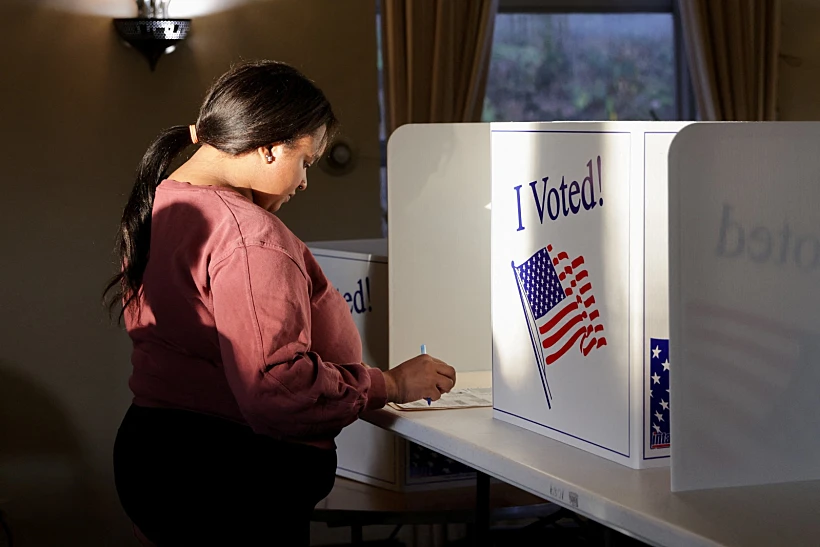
649;338;671;449
512;245;607;408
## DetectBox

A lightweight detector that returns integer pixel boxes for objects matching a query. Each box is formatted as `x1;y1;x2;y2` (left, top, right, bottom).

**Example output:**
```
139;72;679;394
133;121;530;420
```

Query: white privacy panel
669;123;820;491
491;125;632;459
387;123;492;372
491;121;689;469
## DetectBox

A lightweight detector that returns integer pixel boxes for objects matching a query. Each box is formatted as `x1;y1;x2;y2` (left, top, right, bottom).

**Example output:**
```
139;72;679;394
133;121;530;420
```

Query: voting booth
308;239;476;491
386;121;820;486
387;122;690;469
668;123;820;491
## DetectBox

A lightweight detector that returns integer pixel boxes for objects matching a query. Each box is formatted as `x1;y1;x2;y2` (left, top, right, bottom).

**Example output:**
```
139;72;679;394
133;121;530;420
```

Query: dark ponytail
104;125;192;319
104;60;338;321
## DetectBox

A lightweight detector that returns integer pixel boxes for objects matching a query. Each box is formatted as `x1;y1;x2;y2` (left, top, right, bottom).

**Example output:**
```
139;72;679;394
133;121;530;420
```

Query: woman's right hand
382;354;456;404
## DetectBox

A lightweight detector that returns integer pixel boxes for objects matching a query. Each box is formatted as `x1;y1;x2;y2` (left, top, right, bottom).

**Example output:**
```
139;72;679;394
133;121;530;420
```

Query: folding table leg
475;471;491;547
351;524;363;545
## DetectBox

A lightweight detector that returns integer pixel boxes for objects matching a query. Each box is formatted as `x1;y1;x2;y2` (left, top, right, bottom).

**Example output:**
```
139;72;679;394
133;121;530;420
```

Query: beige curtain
679;0;781;121
380;0;499;135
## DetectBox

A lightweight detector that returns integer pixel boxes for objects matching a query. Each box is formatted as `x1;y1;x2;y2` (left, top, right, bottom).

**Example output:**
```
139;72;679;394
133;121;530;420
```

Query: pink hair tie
189;124;199;144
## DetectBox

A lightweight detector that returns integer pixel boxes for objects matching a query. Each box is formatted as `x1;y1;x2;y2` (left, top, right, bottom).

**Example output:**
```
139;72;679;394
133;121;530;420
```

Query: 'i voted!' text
514;156;605;232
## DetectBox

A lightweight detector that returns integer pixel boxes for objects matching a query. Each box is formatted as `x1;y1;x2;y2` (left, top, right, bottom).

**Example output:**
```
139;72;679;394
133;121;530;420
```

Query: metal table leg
475;471;490;547
351;524;363;545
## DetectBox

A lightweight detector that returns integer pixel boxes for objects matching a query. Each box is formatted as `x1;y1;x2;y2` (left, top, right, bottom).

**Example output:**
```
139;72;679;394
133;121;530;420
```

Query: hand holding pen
382;344;456;405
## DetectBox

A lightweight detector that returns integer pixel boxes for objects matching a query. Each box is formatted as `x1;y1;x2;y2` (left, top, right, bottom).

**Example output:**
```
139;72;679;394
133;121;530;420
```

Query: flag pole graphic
512;260;553;408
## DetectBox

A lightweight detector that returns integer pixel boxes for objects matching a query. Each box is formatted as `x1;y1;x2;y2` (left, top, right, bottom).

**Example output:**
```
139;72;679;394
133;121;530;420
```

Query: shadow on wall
0;362;96;546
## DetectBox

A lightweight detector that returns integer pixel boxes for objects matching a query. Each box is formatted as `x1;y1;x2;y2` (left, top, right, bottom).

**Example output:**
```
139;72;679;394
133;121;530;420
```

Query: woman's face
254;125;327;213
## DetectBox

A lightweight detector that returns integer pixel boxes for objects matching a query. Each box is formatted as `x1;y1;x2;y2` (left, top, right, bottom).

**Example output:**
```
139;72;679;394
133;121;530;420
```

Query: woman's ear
257;146;274;164
256;143;288;164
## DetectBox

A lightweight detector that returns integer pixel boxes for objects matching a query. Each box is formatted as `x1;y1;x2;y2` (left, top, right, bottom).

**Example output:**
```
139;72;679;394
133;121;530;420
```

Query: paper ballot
390;388;493;411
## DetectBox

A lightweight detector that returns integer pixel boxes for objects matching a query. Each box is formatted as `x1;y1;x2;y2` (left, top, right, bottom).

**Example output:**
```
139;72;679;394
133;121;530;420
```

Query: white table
362;405;820;547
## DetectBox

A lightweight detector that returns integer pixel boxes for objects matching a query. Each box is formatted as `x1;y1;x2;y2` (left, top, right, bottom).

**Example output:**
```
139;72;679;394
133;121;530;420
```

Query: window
485;13;677;121
485;0;694;122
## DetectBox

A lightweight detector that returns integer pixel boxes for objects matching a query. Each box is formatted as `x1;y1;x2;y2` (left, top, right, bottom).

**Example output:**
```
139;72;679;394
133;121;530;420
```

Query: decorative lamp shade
113;1;190;71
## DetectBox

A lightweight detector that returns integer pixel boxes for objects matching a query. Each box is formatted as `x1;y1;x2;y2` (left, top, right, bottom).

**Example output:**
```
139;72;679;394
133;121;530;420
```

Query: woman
106;60;456;546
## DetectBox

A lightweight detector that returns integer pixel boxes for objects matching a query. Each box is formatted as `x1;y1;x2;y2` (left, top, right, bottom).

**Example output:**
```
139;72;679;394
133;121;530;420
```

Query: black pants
114;404;336;546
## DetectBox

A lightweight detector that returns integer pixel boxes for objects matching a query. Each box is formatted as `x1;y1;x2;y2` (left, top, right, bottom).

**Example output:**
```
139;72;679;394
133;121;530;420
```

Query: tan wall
778;0;820;120
0;1;379;544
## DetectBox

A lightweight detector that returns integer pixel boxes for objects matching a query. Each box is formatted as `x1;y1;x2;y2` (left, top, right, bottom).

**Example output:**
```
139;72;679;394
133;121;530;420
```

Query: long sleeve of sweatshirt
210;242;387;441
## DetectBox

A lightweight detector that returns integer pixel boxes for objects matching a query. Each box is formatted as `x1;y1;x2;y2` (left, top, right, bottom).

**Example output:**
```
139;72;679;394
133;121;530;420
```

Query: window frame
498;0;673;13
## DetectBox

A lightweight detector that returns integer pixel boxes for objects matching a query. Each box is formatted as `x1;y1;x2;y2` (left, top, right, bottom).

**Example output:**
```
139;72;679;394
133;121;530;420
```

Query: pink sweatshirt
125;179;388;449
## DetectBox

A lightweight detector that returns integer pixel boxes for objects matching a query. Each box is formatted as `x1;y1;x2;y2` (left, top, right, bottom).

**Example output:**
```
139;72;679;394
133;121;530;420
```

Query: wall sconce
114;1;190;71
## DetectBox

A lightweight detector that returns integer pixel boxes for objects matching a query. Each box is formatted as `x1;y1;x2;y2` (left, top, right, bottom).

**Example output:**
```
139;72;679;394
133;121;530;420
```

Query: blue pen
421;344;432;406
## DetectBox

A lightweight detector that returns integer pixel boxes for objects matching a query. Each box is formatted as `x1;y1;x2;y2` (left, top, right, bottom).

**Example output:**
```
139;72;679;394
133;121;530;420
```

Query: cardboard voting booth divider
386;121;690;469
668;123;820;491
491;121;690;469
387;123;493;375
307;239;476;491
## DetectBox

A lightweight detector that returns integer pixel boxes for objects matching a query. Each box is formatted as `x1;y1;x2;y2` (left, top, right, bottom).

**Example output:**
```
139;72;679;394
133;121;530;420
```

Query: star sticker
653;423;661;433
662;359;670;371
660;399;669;410
652;346;661;359
652;372;661;384
654;411;664;422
